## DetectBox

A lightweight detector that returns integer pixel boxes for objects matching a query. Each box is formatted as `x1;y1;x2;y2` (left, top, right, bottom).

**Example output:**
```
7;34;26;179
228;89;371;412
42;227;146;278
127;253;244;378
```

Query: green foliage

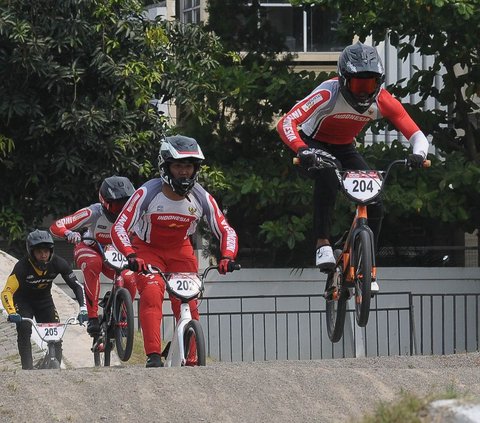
0;0;224;249
0;0;164;241
290;0;480;164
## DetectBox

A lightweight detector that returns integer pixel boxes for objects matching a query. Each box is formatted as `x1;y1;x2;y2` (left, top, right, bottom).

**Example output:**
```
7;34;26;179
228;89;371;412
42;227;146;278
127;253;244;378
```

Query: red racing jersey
276;77;429;158
111;178;238;259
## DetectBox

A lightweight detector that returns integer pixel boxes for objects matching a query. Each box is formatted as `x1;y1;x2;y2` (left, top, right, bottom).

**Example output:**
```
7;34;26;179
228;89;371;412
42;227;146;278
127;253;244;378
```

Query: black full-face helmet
158;135;205;196
338;42;385;113
26;229;54;270
99;176;135;223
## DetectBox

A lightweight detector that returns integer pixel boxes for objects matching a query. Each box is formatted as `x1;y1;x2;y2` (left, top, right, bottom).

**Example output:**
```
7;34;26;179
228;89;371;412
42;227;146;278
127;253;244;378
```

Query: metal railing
133;291;480;362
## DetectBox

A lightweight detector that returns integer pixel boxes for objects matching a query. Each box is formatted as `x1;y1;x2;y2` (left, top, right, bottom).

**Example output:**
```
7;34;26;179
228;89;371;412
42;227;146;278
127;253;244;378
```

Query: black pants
303;138;384;251
15;295;61;370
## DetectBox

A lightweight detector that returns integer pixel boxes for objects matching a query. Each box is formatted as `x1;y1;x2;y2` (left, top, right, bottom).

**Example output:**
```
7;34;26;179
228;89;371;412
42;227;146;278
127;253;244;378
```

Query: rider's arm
276;86;333;153
1;273;20;315
54;256;86;307
111;186;147;257
49;207;94;238
193;185;238;260
377;89;430;158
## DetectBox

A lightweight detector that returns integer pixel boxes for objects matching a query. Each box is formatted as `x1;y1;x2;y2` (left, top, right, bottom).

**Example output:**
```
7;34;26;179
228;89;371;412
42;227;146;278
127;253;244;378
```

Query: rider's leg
74;244;102;320
15;301;34;370
120;269;137;301
130;239;167;367
313;168;338;270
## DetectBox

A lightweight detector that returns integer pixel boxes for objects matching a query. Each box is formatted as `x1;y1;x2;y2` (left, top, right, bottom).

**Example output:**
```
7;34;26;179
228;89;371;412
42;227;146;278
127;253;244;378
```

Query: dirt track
1;353;480;423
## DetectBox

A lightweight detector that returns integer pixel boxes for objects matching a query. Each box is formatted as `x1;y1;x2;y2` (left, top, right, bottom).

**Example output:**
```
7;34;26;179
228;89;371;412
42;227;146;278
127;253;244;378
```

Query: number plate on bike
104;245;127;268
37;323;65;342
167;273;203;299
342;171;383;203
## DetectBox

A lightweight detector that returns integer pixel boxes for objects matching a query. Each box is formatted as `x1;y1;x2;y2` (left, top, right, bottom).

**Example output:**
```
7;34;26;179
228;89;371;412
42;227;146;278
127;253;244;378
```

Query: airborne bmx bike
150;263;240;367
295;153;430;342
81;237;135;366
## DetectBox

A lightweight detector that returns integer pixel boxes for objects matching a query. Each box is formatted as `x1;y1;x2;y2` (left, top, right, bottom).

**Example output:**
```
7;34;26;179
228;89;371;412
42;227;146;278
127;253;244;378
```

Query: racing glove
126;254;148;273
218;257;237;274
65;230;81;244
7;313;22;323
297;147;317;168
297;147;338;170
407;154;425;169
77;306;88;324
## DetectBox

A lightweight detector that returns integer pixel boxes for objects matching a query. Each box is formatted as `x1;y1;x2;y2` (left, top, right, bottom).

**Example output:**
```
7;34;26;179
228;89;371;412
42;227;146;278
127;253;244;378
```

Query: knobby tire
325;272;348;343
183;320;206;366
114;287;134;362
354;230;372;327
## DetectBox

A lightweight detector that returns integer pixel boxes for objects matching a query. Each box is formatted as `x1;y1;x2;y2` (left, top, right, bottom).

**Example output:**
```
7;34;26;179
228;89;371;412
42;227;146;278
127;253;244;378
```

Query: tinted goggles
348;77;379;95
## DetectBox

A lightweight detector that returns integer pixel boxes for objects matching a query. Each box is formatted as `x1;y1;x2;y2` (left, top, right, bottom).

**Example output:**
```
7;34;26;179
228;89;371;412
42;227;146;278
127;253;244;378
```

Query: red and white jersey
50;203;114;246
276;77;429;157
111;178;238;259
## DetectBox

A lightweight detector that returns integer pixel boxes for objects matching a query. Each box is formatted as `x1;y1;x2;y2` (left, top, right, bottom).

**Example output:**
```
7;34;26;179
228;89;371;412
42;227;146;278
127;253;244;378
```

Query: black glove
297;147;317;168
407;154;425;169
126;254;148;273
297;147;338;170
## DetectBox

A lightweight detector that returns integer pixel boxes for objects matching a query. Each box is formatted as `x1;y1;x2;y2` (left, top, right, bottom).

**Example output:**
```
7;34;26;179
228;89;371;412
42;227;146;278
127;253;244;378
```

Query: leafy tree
0;0;224;255
283;0;480;266
287;0;480;238
170;0;337;267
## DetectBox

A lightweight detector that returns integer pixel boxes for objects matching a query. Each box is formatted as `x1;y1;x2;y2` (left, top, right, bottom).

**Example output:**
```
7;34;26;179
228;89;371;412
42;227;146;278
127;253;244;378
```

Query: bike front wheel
92;333;111;367
183;320;206;366
354;230;373;327
325;271;348;343
114;287;134;362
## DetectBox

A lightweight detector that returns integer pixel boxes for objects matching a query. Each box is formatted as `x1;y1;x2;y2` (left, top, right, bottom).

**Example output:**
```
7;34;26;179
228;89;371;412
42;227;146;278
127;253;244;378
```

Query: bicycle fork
164;303;192;367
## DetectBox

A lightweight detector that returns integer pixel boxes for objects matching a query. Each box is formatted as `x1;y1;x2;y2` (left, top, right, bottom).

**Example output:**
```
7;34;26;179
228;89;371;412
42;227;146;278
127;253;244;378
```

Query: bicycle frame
148;265;219;367
81;236;135;366
296;155;431;342
333;159;409;287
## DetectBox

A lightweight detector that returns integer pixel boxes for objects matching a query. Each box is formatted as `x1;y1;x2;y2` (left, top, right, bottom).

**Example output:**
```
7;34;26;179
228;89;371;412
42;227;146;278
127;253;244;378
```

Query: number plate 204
342;170;383;202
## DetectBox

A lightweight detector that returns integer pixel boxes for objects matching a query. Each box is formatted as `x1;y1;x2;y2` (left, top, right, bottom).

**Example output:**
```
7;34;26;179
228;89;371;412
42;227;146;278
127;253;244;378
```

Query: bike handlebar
293;155;431;170
145;263;241;280
17;316;80;340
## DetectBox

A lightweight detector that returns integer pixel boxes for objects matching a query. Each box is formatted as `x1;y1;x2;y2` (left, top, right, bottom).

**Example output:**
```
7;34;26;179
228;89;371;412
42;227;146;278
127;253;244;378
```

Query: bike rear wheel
354;230;372;327
113;287;134;362
183;320;206;366
325;271;348;343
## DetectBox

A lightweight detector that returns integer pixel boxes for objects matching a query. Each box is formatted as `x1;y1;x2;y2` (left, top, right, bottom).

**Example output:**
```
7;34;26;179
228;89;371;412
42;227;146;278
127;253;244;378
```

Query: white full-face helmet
158;135;205;196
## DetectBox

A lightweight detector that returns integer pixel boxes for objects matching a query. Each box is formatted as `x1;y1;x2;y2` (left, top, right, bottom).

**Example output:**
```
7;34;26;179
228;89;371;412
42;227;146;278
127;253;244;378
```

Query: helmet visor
348;77;379;96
